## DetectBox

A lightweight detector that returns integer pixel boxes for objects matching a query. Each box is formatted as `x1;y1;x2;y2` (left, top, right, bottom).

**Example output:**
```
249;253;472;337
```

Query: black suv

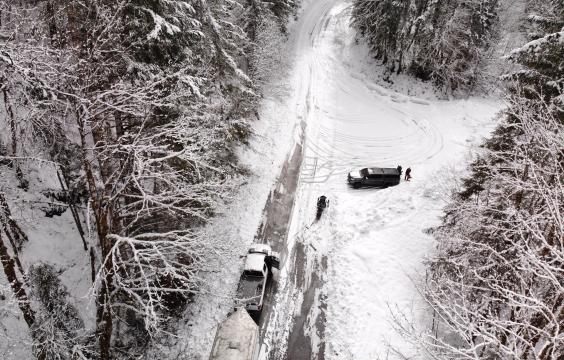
347;167;401;189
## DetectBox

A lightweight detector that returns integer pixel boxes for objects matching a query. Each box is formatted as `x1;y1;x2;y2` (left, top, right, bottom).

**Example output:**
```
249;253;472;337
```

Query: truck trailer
208;307;260;360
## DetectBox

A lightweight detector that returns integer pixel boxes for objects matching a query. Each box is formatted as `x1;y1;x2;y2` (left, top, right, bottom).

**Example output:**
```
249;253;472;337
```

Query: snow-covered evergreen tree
351;0;406;69
504;0;564;105
406;3;563;359
351;0;498;93
0;0;289;358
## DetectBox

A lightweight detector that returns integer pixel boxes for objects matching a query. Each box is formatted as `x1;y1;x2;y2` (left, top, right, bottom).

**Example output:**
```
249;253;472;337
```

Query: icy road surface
259;1;501;359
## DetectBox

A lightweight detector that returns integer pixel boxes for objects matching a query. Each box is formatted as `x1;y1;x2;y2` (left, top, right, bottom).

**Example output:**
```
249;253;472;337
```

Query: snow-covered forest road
2;0;560;358
257;1;501;359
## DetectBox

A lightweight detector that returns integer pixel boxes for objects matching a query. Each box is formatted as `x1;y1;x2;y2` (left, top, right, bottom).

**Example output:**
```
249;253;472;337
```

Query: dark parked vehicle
347;167;401;189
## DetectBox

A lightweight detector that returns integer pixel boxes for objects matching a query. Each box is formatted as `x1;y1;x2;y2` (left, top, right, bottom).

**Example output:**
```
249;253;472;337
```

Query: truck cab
235;244;280;313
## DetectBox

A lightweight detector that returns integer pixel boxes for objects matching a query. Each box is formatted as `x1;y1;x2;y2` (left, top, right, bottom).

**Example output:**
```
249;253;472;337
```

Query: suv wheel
353;182;361;189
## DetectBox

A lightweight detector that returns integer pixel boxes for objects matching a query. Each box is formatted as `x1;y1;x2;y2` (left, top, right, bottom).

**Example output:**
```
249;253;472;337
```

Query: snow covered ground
0;163;93;359
259;1;502;359
0;1;503;359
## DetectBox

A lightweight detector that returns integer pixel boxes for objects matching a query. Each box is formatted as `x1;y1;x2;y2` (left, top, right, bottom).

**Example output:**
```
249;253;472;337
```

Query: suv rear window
244;270;263;277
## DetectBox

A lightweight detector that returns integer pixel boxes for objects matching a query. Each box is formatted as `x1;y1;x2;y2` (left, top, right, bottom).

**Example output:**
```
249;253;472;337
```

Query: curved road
256;1;500;359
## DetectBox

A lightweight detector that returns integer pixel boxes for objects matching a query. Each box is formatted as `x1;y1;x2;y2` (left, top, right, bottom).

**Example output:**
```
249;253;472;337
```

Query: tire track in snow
261;0;464;358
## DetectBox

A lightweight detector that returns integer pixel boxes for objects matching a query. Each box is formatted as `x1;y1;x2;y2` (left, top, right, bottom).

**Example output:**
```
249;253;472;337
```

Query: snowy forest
352;0;498;92
1;0;563;359
0;0;294;358
352;0;563;359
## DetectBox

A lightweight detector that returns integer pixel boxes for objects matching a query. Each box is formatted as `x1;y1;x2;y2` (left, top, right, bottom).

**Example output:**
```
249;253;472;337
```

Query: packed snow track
258;1;500;359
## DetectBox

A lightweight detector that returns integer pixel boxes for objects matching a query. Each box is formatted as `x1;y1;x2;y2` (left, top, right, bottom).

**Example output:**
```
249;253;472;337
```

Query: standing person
316;195;328;220
397;165;402;176
405;167;412;181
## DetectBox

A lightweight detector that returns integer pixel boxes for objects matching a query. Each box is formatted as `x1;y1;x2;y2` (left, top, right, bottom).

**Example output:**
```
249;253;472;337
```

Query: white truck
208;244;280;360
235;244;280;313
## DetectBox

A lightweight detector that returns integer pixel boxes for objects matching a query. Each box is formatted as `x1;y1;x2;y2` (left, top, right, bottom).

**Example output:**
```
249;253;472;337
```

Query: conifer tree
405;3;564;359
351;0;498;93
0;0;281;357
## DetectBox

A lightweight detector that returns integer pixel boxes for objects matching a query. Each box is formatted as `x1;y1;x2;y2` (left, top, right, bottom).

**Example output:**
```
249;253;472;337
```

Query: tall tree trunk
0;232;45;360
0;232;33;325
45;1;57;45
96;216;114;360
0;193;27;276
515;163;529;210
0;192;29;248
3;85;28;190
2;87;17;157
76;108;115;360
246;0;260;41
56;169;88;250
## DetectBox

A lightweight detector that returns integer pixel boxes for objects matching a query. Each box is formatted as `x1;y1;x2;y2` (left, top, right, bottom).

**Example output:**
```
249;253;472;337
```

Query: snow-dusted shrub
28;263;92;360
504;30;564;101
526;0;564;39
250;14;288;88
269;0;298;23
